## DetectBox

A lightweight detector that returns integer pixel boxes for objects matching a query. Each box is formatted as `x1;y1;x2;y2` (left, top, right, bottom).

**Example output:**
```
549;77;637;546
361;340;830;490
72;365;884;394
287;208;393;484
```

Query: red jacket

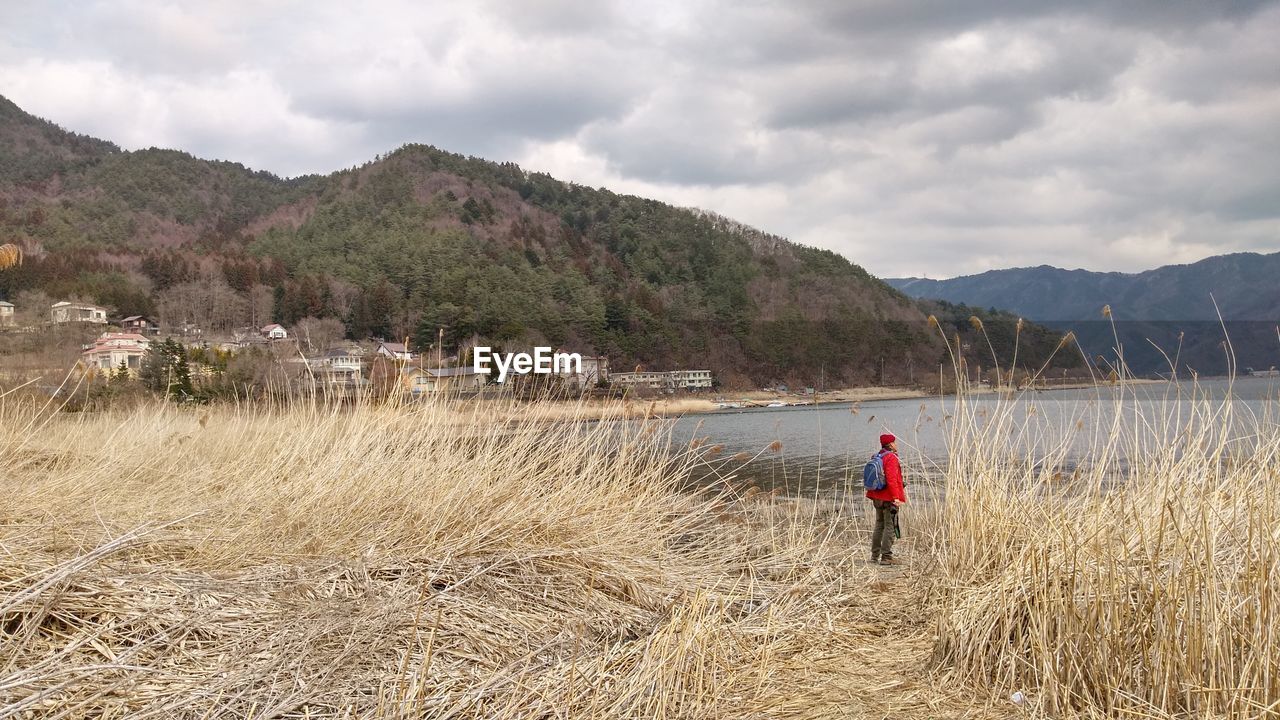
865;450;906;503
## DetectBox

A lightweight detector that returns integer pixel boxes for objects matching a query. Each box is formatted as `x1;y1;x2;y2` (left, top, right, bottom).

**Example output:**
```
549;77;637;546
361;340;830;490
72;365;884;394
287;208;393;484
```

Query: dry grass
4;374;1276;718
931;381;1280;717
0;396;983;719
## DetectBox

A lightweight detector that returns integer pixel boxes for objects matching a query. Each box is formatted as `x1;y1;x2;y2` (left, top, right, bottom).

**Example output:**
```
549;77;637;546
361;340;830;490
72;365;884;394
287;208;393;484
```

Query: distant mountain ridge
888;254;1280;375
889;252;1280;322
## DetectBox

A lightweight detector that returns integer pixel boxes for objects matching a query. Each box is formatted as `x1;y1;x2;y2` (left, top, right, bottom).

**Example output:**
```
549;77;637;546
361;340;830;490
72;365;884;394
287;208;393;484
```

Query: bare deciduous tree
248;284;275;328
294;316;346;354
327;278;358;323
12;289;52;326
157;278;249;334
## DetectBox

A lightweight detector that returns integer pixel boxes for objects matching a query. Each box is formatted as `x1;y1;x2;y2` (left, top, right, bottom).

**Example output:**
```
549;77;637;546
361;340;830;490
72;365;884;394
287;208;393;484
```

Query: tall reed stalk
930;374;1280;717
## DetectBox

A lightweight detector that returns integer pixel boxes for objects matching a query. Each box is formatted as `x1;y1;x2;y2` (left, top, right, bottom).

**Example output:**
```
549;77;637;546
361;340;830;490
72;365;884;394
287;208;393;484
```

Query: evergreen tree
138;342;170;394
111;359;131;386
349;279;399;340
272;285;286;323
170;342;195;400
366;280;397;339
413;302;475;351
138;338;194;401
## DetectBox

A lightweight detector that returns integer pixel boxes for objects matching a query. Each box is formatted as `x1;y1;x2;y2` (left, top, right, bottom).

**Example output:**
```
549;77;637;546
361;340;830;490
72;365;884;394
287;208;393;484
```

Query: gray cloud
0;0;1277;278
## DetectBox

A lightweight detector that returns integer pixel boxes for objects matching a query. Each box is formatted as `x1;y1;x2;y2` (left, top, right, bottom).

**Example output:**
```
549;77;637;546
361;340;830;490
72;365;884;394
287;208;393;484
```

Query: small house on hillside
376;341;413;362
81;333;151;375
261;323;288;340
120;315;159;335
0;301;13;327
51;301;108;324
313;346;365;387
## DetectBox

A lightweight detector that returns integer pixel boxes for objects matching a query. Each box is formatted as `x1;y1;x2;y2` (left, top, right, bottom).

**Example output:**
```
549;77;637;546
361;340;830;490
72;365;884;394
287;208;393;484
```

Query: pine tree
170;342;195;400
138;342;169;393
139;339;194;401
111;359;131;385
366;280;398;340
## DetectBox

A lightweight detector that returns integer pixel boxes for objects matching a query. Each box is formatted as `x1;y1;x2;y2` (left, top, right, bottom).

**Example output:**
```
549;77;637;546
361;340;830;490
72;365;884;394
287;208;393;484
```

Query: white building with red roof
82;333;151;375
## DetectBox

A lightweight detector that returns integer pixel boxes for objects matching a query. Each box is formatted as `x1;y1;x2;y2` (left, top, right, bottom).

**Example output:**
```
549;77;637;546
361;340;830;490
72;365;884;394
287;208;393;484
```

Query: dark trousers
870;499;897;559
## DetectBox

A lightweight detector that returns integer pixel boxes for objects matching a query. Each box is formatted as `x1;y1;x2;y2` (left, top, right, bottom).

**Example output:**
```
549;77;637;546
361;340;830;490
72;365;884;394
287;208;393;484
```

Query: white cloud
1;0;1277;277
0;59;364;174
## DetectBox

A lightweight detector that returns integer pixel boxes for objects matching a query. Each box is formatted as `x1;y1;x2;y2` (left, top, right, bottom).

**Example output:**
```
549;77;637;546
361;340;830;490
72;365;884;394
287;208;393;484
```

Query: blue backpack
862;450;888;491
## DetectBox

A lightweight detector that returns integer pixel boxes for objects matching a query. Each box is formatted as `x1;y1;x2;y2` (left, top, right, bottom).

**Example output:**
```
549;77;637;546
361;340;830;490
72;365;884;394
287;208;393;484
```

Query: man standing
866;433;907;565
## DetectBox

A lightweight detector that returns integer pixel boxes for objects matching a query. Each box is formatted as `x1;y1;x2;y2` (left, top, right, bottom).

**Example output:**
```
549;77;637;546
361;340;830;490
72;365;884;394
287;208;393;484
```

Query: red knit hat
879;433;896;446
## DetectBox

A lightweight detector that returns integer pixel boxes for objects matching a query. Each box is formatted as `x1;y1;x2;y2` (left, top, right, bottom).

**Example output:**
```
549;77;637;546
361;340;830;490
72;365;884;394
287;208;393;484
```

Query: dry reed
5;368;1275;717
0;395;979;718
930;379;1280;717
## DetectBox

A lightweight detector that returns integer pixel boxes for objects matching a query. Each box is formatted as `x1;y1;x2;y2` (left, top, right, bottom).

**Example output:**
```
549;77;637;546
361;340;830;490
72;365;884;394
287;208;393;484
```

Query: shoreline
615;385;931;419
590;378;1170;419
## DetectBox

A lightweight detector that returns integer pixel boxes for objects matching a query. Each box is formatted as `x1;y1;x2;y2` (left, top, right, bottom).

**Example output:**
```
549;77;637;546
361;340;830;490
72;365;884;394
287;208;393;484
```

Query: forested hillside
0;94;1089;387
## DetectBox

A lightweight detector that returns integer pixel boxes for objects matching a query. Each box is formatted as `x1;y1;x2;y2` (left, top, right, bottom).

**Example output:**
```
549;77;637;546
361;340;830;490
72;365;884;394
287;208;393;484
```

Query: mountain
0;95;965;388
889;257;1280;375
889;254;1280;322
0;95;118;185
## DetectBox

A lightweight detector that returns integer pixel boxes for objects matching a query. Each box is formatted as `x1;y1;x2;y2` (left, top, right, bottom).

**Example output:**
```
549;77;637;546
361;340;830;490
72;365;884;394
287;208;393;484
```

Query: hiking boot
879;556;902;566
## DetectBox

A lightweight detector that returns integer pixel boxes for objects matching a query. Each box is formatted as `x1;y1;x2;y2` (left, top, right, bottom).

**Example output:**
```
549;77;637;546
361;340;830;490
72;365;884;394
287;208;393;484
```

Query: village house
51;301;108;324
611;369;714;392
0;300;13;327
610;371;672;390
556;353;610;390
81;333;151;375
311;346;365;388
261;323;289;340
120;315;159;335
670;369;713;389
401;366;430;395
403;365;488;395
376;341;413;362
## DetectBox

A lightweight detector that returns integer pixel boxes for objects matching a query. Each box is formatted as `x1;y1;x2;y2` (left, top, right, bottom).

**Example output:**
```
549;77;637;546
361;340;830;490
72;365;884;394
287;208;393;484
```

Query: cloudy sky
2;1;1277;278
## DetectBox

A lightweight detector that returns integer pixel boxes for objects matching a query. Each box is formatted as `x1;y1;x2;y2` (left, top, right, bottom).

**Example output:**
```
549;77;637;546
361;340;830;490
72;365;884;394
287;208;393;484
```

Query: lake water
671;376;1280;494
